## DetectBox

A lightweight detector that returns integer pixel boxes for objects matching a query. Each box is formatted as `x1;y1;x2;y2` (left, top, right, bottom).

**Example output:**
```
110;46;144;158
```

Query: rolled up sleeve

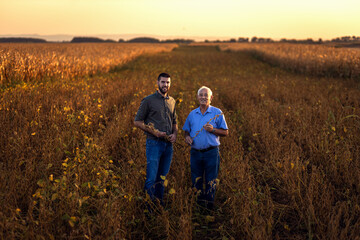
135;98;148;121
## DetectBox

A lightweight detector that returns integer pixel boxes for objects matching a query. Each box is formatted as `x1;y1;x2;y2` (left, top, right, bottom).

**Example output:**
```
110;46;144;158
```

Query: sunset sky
1;0;359;41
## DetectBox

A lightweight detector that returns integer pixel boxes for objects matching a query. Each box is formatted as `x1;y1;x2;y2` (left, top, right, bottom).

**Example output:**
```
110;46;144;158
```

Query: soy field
1;44;359;239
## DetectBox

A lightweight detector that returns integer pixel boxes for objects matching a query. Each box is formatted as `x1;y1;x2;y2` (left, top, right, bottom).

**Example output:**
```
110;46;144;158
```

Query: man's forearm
184;130;190;138
172;124;178;136
184;131;193;145
212;128;228;137
134;121;157;136
134;120;170;138
134;120;146;131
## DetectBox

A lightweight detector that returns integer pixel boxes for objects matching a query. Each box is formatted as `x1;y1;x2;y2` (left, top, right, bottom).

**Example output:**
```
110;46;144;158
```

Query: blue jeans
190;146;220;209
145;139;173;204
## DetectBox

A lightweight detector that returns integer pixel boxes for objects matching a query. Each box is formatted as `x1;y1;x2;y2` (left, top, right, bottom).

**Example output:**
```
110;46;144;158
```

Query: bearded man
134;73;177;205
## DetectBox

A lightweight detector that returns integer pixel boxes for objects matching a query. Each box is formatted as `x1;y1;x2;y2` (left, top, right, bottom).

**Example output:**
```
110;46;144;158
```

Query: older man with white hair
183;86;228;210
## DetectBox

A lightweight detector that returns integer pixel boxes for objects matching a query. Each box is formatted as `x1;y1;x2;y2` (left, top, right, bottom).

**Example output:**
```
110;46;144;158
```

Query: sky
1;0;359;41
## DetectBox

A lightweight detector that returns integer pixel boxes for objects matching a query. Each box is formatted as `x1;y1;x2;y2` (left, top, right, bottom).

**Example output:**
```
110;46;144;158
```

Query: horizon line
1;33;359;42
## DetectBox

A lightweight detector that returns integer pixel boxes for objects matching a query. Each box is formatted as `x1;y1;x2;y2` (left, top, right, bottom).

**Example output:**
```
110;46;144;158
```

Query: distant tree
162;39;194;44
104;39;116;43
71;37;105;43
229;38;236;43
205;39;209;43
238;37;249;42
251;37;257;43
331;36;360;43
118;38;125;43
279;38;299;43
341;36;351;42
127;37;160;43
256;38;273;43
0;37;47;43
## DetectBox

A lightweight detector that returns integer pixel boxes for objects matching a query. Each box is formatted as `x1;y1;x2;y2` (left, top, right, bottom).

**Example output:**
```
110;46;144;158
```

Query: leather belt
193;146;217;153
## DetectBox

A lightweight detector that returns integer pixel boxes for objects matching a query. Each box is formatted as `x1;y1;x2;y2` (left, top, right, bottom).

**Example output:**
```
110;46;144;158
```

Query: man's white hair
197;86;213;97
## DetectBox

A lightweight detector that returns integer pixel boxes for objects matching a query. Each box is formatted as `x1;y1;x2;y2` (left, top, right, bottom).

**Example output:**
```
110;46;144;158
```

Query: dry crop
1;45;359;239
192;42;360;79
0;43;177;86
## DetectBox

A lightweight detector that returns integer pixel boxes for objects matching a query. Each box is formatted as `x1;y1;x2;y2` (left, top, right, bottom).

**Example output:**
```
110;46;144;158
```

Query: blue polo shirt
182;106;228;150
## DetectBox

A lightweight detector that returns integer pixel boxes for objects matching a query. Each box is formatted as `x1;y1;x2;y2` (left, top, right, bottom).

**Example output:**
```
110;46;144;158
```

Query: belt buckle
199;148;207;153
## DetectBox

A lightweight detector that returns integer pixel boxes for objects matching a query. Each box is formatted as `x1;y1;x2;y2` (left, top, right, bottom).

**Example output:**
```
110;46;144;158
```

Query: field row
192;42;360;79
1;45;359;239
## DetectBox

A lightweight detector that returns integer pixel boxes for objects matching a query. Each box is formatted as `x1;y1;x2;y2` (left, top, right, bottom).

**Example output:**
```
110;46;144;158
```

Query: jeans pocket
146;139;158;147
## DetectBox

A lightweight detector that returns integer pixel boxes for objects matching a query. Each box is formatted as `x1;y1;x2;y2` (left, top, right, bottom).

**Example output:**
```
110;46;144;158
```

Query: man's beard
158;86;168;94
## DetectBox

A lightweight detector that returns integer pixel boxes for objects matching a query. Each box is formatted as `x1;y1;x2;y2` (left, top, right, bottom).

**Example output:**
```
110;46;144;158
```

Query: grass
1;45;359;239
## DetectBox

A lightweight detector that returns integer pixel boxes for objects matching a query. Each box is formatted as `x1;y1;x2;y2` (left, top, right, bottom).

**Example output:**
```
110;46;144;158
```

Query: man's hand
156;131;167;138
185;135;193;146
168;134;177;143
204;123;214;132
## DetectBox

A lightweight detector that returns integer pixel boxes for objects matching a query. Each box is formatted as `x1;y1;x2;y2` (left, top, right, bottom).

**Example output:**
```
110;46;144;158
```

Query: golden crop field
0;43;177;86
192;42;360;79
0;44;359;239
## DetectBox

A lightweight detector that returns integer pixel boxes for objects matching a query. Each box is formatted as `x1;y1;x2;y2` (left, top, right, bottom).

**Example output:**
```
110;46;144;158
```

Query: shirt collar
155;91;169;99
195;105;212;114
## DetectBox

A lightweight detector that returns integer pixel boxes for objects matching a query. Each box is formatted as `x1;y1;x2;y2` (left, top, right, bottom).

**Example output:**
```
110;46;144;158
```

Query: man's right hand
156;131;167;138
185;135;193;146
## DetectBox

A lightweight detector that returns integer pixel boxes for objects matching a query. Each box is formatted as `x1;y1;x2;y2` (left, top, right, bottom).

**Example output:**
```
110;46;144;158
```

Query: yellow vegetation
0;43;177;86
0;44;359;239
192;42;360;79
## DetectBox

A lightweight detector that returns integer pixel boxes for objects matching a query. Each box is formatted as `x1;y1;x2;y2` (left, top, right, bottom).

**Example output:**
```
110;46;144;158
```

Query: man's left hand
168;134;177;143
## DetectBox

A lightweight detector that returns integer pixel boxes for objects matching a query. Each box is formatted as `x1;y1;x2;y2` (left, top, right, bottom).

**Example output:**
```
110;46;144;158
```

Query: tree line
1;36;359;44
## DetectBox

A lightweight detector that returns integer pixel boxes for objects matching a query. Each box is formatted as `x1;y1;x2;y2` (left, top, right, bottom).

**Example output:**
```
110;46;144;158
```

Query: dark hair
157;72;171;81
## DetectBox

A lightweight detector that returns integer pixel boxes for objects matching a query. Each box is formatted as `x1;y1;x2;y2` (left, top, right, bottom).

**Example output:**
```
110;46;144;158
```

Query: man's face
158;77;171;94
197;89;213;106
